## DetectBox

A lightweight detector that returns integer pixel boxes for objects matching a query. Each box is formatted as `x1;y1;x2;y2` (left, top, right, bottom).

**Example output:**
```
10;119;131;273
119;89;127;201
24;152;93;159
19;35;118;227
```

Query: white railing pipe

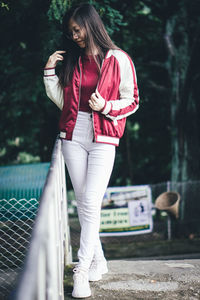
14;138;72;300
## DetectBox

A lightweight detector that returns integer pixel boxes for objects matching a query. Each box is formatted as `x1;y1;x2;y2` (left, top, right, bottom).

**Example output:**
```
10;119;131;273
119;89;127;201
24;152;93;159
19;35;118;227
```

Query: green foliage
0;1;9;10
92;0;127;36
1;0;199;184
0;0;60;165
47;0;69;23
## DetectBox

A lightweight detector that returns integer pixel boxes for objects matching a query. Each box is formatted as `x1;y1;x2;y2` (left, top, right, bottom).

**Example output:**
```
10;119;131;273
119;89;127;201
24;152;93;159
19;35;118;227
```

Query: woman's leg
77;143;115;269
62;138;110;262
62;138;93;298
62;111;115;270
61;139;88;228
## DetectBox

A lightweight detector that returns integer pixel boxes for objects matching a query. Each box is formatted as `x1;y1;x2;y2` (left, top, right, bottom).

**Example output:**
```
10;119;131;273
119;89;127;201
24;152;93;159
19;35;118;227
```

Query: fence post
167;181;172;240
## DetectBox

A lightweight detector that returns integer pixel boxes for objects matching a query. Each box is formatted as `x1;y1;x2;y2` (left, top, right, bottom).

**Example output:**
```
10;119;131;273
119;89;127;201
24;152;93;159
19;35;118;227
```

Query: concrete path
66;256;200;299
91;258;200;299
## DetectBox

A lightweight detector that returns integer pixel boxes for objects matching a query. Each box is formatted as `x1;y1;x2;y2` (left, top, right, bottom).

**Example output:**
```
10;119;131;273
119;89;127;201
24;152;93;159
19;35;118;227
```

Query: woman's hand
89;89;105;111
45;50;66;68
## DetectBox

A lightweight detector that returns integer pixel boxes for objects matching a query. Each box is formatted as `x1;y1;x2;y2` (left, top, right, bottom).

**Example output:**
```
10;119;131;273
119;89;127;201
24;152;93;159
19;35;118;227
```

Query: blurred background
0;0;200;299
1;0;200;232
1;0;200;184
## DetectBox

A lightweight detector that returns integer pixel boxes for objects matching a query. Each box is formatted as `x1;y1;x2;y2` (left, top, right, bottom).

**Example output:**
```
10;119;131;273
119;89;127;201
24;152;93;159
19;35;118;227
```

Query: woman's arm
43;51;66;111
43;70;64;110
89;50;139;121
101;51;139;121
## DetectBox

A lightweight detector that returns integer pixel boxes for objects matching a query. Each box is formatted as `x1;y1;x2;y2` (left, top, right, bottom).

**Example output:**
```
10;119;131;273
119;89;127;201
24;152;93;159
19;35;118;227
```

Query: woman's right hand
45;50;66;68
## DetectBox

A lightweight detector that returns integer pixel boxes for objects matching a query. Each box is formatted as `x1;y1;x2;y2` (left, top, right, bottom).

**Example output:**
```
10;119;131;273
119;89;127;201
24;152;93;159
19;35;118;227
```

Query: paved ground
65;255;200;299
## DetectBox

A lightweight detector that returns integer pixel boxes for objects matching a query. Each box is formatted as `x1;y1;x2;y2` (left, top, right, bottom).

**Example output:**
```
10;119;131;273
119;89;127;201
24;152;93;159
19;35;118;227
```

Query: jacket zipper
78;57;82;113
71;57;82;138
91;53;107;142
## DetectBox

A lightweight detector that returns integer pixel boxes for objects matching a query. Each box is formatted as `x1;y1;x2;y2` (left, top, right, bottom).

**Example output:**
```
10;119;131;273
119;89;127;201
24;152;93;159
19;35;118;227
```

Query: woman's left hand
89;90;105;111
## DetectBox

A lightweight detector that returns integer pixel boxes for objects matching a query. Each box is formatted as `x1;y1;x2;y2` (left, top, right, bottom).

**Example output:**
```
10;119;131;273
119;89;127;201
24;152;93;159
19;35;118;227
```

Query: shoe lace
73;265;88;283
73;266;80;273
73;263;87;271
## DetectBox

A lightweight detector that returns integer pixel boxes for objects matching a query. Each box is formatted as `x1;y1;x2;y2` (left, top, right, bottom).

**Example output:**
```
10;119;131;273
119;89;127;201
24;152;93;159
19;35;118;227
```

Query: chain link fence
0;199;39;299
0;163;50;300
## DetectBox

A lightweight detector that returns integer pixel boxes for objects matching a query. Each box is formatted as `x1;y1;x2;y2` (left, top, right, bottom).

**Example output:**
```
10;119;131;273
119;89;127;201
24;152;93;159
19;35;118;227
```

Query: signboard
100;185;153;237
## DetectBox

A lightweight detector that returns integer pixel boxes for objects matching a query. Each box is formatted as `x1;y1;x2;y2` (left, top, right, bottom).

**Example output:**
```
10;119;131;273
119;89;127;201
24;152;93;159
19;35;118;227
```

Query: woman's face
68;18;86;48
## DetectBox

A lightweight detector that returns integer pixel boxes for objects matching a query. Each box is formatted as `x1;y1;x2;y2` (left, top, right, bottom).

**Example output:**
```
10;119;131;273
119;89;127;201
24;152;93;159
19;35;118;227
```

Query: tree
108;0;171;184
164;0;200;181
0;0;62;164
143;0;200;181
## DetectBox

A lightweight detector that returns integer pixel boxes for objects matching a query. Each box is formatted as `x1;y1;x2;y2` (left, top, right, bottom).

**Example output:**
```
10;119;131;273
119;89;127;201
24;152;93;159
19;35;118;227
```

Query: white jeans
61;111;115;270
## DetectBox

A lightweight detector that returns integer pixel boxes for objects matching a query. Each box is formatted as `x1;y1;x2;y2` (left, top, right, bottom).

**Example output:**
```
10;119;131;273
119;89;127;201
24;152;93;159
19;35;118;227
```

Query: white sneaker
72;266;91;298
89;258;108;282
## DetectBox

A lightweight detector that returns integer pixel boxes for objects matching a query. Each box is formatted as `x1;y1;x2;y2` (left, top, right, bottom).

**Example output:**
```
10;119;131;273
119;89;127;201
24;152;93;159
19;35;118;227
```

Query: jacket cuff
44;68;56;77
101;101;112;115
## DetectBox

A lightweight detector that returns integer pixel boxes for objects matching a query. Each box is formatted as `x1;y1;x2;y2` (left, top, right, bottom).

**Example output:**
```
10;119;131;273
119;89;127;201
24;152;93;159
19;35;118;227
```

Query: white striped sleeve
43;69;64;110
104;50;139;121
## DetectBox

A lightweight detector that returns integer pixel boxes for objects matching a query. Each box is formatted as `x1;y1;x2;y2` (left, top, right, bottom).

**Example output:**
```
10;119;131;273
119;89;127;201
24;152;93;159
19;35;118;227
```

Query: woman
44;3;139;298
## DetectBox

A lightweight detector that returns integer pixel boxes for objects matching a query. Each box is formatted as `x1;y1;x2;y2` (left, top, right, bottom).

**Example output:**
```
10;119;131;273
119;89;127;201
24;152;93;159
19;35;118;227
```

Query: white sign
100;185;153;236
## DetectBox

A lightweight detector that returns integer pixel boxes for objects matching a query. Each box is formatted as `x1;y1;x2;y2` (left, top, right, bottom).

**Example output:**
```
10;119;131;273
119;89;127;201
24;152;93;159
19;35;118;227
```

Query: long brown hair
59;3;118;87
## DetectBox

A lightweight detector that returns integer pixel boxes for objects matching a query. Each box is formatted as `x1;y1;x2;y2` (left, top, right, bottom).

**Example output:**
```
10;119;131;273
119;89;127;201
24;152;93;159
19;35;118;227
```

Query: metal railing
14;138;72;300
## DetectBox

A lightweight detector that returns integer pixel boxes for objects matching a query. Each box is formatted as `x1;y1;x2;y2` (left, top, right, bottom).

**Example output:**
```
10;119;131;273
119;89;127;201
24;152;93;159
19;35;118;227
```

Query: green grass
64;264;74;299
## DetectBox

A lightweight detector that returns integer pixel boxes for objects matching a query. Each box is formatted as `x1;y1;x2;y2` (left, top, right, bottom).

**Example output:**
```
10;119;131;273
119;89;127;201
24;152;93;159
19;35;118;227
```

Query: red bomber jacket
43;49;139;146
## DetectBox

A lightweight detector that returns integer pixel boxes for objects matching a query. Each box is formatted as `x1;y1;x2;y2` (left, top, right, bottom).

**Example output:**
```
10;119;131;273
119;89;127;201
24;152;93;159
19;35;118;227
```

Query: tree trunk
164;5;200;181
